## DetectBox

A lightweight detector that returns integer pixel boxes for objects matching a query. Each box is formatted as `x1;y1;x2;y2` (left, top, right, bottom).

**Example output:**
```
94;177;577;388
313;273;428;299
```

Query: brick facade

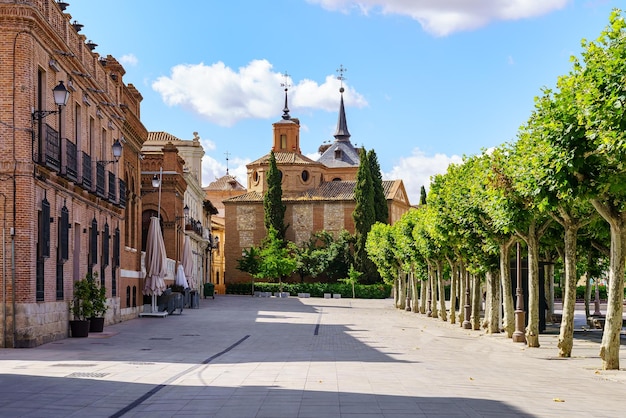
223;95;411;285
0;1;146;347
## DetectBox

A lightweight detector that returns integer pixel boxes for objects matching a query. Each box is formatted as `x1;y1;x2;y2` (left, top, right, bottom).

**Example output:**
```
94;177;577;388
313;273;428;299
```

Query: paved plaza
0;295;624;417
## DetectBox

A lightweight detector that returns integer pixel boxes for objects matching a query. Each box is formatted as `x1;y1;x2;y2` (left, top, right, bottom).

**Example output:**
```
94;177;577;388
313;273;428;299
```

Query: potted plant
87;273;108;333
69;278;93;337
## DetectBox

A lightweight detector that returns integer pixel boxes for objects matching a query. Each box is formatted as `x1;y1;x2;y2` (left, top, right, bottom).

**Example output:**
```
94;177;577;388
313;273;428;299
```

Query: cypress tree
368;149;388;224
352;148;378;283
263;151;287;240
419;185;427;205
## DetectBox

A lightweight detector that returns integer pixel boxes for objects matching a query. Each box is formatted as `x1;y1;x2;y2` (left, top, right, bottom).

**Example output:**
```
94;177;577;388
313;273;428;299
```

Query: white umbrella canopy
182;234;196;289
175;264;189;289
144;217;167;312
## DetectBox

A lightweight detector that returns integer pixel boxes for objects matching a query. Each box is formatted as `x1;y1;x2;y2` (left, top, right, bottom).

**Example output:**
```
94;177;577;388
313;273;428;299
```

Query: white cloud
307;0;569;36
202;154;250;188
152;60;367;126
119;53;138;67
384;148;463;204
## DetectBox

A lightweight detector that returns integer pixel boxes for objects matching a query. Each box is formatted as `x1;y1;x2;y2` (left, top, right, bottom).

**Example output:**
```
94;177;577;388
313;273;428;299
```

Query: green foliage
339;265;362;298
87;273;108;317
315;230;354;281
368;149;389;224
353;148;379;283
70;277;94;321
294;235;328;282
263;151;287;239
236;246;261;278
419;186;427;205
256;227;297;283
226;281;392;299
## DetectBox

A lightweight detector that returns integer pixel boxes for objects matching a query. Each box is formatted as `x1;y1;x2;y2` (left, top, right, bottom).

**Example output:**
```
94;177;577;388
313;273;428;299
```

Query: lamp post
151;167;162;219
512;241;527;343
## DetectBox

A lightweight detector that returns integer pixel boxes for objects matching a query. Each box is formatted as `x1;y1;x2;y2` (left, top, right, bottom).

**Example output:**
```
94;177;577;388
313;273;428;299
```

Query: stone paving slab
0;295;623;417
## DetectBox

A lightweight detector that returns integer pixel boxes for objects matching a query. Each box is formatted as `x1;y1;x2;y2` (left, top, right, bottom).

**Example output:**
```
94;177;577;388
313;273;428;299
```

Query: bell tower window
280;134;287;149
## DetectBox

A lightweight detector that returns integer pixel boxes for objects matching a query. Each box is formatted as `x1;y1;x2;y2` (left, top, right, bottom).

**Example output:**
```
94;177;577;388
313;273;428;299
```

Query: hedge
226;282;392;299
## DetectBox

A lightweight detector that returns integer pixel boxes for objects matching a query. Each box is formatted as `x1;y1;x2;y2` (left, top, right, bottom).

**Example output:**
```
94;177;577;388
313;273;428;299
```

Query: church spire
281;71;291;120
334;65;351;142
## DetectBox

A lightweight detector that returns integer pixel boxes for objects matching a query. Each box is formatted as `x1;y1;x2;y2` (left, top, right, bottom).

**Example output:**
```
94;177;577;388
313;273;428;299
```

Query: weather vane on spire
336;64;347;92
225;151;230;175
281;71;292;120
281;71;291;91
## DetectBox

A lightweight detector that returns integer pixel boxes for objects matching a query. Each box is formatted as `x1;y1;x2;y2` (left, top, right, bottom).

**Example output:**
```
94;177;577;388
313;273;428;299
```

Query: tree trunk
436;260;447;321
471;274;481;330
429;264;438;318
519;218;550;348
483;269;500;334
447;256;457;324
410;270;419;313
591;199;626;370
557;221;579;357
397;270;406;310
419;278;427;314
458;263;467;326
499;239;515;337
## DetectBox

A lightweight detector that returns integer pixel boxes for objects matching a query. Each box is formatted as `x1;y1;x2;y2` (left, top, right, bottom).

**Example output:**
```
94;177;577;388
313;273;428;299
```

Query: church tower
272;82;301;153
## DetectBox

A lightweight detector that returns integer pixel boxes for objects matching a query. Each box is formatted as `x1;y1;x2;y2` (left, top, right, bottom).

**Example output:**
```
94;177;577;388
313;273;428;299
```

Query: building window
301;170;309;182
280;134;287;149
252;170;259;184
334;149;342;159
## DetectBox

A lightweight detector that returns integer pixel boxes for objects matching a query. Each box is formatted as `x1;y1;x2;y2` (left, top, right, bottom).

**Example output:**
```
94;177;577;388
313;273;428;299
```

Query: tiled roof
223;191;264;203
317;141;361;168
205;175;246;191
147;131;181;143
249;152;322;166
223;180;399;203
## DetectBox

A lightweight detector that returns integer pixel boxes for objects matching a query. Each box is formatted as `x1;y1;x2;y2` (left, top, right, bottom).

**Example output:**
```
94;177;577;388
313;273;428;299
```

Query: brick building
141;132;216;295
204;174;246;294
0;1;146;346
223;88;411;285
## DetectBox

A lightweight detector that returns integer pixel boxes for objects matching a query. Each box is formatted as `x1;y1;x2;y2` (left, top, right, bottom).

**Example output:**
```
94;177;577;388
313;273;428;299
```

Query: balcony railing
96;162;106;198
108;171;117;202
119;179;126;208
44;125;60;172
65;139;78;182
34;135;126;209
81;152;92;189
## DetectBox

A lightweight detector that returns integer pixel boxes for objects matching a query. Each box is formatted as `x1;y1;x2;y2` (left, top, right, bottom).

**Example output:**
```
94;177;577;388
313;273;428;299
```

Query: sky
65;0;621;204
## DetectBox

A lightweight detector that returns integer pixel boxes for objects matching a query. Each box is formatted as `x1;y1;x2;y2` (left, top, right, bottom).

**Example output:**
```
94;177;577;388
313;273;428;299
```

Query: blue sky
66;0;621;204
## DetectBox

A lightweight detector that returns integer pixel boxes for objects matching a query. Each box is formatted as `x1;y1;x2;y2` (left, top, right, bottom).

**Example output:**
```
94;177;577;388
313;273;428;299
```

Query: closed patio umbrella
175;264;189;289
182;234;196;290
143;216;167;314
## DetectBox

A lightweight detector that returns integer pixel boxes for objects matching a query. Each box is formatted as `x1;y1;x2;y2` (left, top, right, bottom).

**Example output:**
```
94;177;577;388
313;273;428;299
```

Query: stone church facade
223;89;411;284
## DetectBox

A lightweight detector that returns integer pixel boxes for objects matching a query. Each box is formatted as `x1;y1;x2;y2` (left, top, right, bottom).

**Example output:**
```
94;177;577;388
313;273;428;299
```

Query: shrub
226;282;392;299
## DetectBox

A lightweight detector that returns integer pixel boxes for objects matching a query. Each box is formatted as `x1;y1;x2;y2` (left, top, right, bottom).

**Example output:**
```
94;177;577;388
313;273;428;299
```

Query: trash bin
204;283;215;299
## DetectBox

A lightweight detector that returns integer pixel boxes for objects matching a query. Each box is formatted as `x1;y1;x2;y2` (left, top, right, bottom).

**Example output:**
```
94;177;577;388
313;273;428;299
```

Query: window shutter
41;197;50;258
90;217;98;267
103;222;110;267
113;226;120;268
59;203;69;262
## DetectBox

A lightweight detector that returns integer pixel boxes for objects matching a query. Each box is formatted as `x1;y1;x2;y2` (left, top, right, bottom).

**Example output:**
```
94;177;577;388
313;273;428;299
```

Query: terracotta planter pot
69;320;90;338
89;317;105;333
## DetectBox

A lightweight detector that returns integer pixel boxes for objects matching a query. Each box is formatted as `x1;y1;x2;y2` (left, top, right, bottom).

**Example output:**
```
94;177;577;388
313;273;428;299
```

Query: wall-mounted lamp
175;204;190;222
95;139;122;166
32;81;70;121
